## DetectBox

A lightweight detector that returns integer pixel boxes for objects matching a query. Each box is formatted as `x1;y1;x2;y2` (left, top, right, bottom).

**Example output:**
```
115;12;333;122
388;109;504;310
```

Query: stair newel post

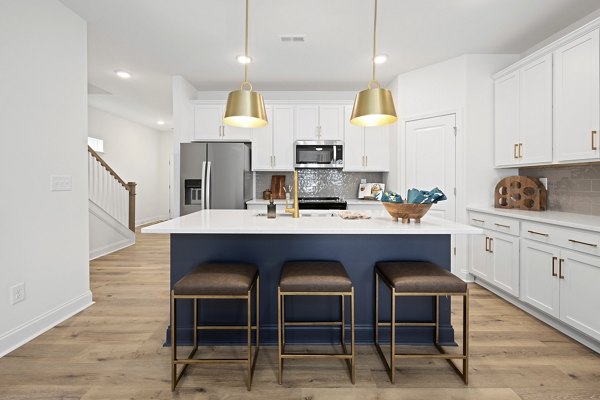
127;182;137;232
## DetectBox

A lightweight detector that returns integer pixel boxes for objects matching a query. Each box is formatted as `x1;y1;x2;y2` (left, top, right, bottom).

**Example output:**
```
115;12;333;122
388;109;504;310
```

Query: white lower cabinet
520;239;560;317
521;240;600;341
559;250;600;341
470;209;600;346
470;230;519;297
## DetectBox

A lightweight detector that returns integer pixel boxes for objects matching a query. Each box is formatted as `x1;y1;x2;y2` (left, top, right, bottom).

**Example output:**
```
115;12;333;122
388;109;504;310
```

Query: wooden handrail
88;146;130;192
88;146;137;231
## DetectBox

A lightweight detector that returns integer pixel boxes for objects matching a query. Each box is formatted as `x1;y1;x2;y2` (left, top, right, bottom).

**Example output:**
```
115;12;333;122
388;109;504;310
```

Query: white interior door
405;114;456;221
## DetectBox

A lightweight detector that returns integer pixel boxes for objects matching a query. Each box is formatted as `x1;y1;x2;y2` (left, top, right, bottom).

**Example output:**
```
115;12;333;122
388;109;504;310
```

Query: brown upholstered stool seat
280;261;352;292
173;263;258;295
376;261;467;293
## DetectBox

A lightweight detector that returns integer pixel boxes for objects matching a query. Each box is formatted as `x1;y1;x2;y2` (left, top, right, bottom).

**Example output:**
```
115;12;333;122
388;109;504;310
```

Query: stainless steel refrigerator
180;142;252;216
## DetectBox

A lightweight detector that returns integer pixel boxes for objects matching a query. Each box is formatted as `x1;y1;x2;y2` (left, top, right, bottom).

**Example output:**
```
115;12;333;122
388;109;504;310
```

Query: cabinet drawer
469;212;519;236
522;221;600;256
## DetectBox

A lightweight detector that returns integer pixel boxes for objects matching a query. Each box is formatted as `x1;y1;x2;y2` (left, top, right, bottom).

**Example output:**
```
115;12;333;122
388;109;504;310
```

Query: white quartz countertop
142;209;483;235
467;206;600;233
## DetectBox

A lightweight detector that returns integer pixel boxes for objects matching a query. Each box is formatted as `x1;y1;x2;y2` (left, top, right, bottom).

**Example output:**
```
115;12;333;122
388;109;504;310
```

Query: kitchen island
142;209;482;346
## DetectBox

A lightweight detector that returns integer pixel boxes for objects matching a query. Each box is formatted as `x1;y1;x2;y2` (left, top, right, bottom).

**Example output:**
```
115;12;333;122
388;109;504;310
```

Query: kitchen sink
254;211;337;218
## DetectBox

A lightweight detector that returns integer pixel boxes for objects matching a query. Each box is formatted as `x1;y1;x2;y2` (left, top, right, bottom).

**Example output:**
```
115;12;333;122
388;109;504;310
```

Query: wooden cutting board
270;175;286;199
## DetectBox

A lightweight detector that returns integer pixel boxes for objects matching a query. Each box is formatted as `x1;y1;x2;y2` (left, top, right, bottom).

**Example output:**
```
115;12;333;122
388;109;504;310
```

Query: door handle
489;238;494;253
559;258;565;279
472;218;485;224
365;155;368;166
495;223;511;229
514;144;518;159
551;256;557;277
593;131;598;151
485;236;489;252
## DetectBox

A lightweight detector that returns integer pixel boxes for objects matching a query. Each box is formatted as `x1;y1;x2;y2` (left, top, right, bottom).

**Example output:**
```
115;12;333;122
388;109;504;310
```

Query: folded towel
381;191;404;203
382;188;447;204
407;187;447;204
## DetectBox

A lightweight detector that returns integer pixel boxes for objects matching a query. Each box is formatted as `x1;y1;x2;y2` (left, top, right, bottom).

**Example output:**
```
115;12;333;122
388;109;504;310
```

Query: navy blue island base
167;233;455;347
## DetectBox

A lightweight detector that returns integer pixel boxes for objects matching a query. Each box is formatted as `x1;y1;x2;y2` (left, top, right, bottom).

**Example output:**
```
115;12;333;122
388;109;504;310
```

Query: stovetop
297;197;347;210
298;196;345;203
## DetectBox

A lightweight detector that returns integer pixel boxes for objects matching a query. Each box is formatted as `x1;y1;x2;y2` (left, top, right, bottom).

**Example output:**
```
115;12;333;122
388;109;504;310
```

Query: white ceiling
60;0;600;131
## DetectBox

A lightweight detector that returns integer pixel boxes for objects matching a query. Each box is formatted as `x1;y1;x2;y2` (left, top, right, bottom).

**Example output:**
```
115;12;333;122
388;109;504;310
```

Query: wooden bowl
382;203;432;223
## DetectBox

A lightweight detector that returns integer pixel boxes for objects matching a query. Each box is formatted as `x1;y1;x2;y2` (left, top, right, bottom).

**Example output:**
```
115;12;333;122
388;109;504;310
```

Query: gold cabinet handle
519;143;523;158
495;223;511;229
568;239;598;248
552;256;557;277
489;237;494;253
593;131;598;151
514;144;518;159
472;218;485;224
485;236;490;252
528;230;549;237
559;258;565;279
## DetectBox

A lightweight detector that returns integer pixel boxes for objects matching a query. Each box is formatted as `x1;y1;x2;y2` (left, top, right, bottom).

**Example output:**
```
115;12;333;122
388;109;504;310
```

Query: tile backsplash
255;170;384;199
519;164;600;216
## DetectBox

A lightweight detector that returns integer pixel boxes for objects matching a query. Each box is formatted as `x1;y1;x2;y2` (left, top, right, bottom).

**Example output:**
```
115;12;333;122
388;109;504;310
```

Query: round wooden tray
382;203;432;223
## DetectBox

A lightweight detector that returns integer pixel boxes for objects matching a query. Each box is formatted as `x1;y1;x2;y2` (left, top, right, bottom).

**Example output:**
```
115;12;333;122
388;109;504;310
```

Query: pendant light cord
372;0;378;83
244;0;249;85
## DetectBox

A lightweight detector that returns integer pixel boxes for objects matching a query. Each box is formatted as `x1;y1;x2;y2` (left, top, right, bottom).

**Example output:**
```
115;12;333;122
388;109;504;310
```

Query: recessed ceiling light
373;55;388;64
236;55;253;64
115;70;132;79
157;120;165;125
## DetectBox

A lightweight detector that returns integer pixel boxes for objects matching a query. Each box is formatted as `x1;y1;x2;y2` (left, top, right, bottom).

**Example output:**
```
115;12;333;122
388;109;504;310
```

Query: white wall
88;107;170;225
0;0;92;357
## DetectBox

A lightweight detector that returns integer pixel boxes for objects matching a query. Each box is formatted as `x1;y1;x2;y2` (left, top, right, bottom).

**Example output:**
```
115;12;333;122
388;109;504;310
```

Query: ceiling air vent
280;35;306;43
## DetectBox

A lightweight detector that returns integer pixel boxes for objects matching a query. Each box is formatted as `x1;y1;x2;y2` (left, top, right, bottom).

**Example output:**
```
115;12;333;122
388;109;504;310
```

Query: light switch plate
539;177;548;190
51;175;72;191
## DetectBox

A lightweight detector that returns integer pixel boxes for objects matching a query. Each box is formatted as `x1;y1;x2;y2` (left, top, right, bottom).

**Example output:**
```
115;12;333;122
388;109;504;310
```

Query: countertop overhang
142;209;483;235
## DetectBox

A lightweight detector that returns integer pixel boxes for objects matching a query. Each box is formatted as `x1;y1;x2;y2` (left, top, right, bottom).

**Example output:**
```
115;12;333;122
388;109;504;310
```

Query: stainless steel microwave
294;140;343;168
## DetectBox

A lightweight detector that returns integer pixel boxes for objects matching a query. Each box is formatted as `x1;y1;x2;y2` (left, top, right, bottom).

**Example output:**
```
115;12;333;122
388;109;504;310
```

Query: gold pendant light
224;0;268;128
350;0;397;127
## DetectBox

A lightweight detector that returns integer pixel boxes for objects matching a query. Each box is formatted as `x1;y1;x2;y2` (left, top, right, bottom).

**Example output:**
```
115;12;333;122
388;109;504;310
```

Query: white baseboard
0;291;93;358
135;215;169;227
474;278;600;354
89;238;135;260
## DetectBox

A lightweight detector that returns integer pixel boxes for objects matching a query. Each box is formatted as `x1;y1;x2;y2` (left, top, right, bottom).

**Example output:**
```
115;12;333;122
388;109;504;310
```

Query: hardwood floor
1;230;599;399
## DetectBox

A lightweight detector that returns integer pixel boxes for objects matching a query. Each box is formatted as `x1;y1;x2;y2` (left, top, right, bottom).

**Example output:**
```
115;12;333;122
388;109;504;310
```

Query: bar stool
277;261;355;384
374;261;469;384
170;263;259;391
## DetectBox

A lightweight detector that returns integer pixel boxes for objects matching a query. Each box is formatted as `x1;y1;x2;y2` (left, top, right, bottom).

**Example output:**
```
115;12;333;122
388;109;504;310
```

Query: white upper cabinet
519;54;553;165
554;29;600;163
194;105;223;141
251;106;294;171
193;104;252;141
295;105;344;140
272;106;294;170
343;106;389;172
343;106;364;170
494;55;553;167
251;107;274;170
494;72;521;167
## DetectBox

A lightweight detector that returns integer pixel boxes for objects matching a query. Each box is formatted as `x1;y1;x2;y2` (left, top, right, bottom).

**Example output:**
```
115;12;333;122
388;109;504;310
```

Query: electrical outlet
51;175;72;191
10;283;25;305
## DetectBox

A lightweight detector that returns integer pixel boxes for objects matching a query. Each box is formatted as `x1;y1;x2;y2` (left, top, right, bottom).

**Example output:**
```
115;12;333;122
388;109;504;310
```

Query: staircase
88;146;136;260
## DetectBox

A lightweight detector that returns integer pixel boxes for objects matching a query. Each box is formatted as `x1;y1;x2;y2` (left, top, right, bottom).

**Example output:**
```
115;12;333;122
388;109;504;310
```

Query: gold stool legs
374;272;469;385
170;276;260;391
277;288;355;385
